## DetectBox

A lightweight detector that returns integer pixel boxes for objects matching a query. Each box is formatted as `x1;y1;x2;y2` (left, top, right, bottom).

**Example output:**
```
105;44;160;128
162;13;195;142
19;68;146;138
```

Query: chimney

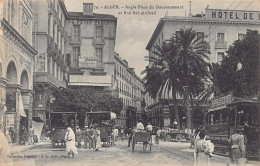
188;1;192;17
83;3;93;15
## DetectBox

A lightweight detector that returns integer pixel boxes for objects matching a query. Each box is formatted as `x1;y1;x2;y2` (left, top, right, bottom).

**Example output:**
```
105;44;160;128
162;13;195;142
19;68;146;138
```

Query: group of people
4;125;35;145
191;125;247;165
64;125;102;158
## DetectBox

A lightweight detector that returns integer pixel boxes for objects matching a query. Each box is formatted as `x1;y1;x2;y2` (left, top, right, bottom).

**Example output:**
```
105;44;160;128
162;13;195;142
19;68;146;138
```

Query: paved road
10;141;259;166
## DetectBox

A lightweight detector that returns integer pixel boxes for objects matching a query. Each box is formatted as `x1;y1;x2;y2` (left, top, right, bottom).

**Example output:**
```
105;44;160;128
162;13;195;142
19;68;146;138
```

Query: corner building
145;7;260;129
31;0;69;134
65;3;117;90
0;0;37;143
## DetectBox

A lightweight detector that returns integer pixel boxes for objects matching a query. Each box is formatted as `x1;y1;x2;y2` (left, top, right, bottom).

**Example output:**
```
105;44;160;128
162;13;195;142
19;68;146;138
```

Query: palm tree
170;28;210;129
142;42;183;127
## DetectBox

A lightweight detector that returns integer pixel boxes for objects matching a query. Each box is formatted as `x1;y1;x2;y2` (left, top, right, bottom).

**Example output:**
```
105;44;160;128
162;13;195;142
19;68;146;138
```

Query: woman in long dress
64;127;78;157
195;130;213;166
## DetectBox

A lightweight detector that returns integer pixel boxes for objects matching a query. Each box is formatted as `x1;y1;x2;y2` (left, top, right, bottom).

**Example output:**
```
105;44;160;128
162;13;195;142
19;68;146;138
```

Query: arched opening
6;61;17;84
20;70;29;89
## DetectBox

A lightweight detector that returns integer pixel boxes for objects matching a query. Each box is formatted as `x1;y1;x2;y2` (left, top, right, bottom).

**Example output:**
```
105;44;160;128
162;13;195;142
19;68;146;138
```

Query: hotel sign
211;94;233;107
206;9;260;21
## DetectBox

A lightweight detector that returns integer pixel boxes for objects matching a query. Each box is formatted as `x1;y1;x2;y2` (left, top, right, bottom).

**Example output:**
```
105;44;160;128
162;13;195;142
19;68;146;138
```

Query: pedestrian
75;126;82;147
146;122;152;132
94;127;101;151
83;126;89;149
193;125;205;163
28;126;34;145
173;119;178;129
64;126;78;158
4;125;12;145
194;130;213;166
9;124;15;143
155;128;161;144
20;126;28;145
136;119;144;130
228;126;246;165
88;125;95;149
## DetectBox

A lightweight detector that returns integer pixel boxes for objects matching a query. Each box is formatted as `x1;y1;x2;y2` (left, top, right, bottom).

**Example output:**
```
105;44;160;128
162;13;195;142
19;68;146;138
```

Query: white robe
64;127;78;154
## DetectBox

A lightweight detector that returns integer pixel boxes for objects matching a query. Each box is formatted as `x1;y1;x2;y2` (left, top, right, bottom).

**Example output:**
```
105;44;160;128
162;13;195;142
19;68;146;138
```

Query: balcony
34;72;66;88
215;41;227;49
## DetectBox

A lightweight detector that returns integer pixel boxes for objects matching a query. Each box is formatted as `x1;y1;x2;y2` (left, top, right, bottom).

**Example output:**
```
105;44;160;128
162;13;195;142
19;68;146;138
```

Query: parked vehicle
132;131;152;152
49;111;76;147
203;94;259;160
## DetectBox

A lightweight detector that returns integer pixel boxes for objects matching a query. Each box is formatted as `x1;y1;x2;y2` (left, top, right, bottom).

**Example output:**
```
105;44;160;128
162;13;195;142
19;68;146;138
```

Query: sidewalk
159;142;260;166
10;140;50;154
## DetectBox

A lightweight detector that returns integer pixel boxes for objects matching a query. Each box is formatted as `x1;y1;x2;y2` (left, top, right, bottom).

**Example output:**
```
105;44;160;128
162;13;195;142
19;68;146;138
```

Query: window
73;47;80;67
73;25;80;40
96;26;102;38
96;48;103;68
217;33;225;44
217;52;224;63
238;33;245;40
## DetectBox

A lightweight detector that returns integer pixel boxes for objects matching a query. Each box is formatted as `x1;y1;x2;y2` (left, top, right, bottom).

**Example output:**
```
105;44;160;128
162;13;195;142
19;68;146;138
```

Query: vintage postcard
0;0;259;165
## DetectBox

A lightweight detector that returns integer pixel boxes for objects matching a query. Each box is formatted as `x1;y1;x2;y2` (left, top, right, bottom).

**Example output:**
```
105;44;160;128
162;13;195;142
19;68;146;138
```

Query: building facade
65;3;117;90
145;7;260;129
114;53;144;128
0;0;37;143
32;0;68;132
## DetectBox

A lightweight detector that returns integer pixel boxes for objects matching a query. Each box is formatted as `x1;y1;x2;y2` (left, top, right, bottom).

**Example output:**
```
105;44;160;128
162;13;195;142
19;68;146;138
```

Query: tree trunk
171;89;180;129
184;86;191;129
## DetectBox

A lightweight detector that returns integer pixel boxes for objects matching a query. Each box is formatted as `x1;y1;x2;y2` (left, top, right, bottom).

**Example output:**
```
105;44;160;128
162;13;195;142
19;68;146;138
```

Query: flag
19;95;27;117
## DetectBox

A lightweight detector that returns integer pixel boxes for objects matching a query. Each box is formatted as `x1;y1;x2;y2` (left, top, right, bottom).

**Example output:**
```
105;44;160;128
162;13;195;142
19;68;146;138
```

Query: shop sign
211;94;233;107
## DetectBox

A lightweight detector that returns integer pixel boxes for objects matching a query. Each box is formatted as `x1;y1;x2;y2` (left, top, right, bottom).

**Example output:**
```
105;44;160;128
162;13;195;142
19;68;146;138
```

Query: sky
64;0;260;78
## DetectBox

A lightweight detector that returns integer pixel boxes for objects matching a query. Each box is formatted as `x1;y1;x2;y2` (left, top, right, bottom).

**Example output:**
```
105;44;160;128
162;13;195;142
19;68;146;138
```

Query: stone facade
0;0;37;143
31;0;68;132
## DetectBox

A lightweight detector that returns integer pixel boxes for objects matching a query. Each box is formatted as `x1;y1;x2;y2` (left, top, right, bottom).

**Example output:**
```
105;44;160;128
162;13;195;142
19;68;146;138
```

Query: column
0;78;7;130
21;89;33;128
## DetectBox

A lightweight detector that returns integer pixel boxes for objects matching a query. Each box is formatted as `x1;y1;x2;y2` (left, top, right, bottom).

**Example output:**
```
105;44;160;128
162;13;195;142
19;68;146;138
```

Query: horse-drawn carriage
131;131;152;152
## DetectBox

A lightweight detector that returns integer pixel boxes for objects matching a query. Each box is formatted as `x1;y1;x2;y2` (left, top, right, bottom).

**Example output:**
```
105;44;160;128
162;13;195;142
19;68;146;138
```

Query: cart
95;124;113;146
131;131;152;152
165;129;190;142
49;127;67;147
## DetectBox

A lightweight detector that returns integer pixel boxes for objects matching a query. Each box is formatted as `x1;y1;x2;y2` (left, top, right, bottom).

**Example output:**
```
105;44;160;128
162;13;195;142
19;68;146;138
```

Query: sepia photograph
0;0;259;165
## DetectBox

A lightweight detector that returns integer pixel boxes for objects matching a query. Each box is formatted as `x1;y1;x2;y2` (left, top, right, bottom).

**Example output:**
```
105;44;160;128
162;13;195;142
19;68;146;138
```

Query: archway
20;70;29;89
6;61;17;84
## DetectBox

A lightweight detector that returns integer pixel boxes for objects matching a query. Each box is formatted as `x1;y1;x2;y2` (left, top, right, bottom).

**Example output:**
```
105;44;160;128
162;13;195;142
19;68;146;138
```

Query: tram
204;94;259;160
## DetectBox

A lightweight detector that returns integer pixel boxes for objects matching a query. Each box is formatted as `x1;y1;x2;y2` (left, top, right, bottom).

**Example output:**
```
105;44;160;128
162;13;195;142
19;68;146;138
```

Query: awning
208;105;227;112
19;94;27;117
69;75;112;87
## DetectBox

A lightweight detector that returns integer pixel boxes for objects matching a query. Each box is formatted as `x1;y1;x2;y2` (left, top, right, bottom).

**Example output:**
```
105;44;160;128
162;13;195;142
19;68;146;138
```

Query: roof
67;12;117;20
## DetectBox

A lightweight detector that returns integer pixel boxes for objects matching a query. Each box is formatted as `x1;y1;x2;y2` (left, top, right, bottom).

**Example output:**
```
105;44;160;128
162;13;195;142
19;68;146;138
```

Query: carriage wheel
176;134;182;142
166;135;171;142
132;140;135;152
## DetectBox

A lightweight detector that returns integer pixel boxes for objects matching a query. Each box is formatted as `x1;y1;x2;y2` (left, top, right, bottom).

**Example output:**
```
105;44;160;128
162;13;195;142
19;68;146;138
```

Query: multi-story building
0;0;37;143
32;0;68;131
145;7;260;129
114;53;144;128
65;3;117;91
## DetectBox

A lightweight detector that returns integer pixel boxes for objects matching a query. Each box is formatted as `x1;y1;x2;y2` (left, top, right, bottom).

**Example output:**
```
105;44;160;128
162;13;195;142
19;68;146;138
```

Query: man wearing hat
75;126;82;147
83;126;89;149
228;126;246;164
